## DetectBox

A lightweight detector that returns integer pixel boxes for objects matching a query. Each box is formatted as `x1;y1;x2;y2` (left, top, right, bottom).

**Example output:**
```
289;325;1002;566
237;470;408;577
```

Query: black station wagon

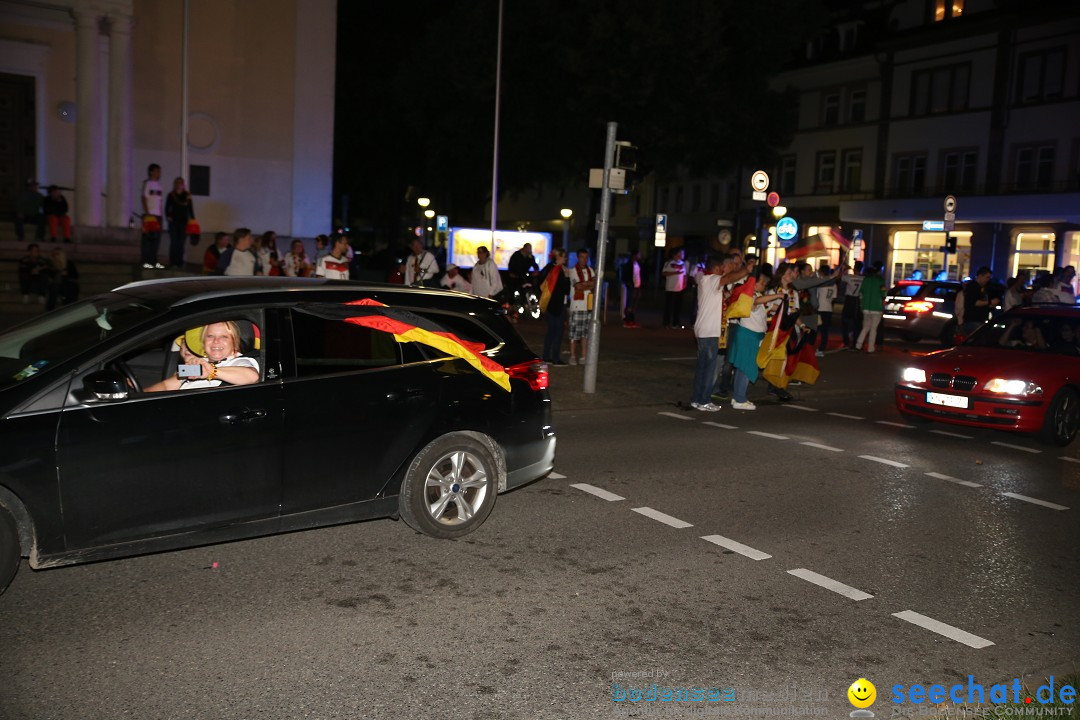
0;278;555;596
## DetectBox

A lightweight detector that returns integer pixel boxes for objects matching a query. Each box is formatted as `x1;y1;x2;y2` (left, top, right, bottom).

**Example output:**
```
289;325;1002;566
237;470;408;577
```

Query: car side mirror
84;370;129;402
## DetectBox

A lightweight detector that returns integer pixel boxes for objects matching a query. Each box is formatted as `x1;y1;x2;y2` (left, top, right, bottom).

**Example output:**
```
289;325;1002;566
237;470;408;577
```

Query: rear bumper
894;384;1046;432
505;434;556;490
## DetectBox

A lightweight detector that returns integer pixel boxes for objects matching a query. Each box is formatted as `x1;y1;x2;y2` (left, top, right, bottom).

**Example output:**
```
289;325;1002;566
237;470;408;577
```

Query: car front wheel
399;433;499;539
0;505;20;596
1040;387;1080;446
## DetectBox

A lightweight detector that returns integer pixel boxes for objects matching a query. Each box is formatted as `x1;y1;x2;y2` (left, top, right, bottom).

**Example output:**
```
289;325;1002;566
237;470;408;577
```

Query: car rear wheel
399;433;498;539
1040;387;1080;446
0;505;20;596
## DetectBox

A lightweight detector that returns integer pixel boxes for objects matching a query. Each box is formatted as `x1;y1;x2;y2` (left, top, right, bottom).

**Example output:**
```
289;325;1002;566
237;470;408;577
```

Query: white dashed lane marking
701;535;772;561
990;441;1041;454
703;421;739;430
783;405;818;412
1001;493;1069;511
631;507;693;529
658;412;695;421
786;569;873;601
747;431;789;440
929;429;973;439
801;441;844;452
548;472;567;480
859;455;909;468
892;610;994;649
876;420;915;429
1060;457;1080;464
569;483;625;502
925;472;982;488
827;412;864;420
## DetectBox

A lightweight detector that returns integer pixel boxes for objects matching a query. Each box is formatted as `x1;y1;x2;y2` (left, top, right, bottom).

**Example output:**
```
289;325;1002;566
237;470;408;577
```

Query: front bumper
894;384;1046;432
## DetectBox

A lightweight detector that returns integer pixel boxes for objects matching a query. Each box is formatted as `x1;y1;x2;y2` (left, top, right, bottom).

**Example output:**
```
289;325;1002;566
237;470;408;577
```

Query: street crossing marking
703;421;739;430
1060;457;1080;464
747;431;789;440
929;430;973;439
659;412;695;421
548;472;567;479
925;472;982;488
801;441;844;452
631;507;693;529
859;455;909;468
827;412;864;420
892;610;994;649
701;535;772;560
877;420;915;429
569;483;625;502
786;569;873;601
783;405;818;412
991;441;1041;454
1001;492;1069;511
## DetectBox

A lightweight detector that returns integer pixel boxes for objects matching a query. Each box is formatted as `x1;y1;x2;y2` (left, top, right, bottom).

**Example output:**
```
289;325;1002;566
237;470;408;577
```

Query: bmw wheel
1040;387;1080;446
399;433;499;539
0;505;20;596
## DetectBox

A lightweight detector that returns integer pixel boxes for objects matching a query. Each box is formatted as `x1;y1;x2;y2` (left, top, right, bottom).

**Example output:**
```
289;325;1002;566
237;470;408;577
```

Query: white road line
631;507;693;529
929;430;973;439
703;421;739;430
701;535;772;560
569;483;625;502
892;610;994;649
548;472;567;480
827;412;864;420
925;472;982;488
876;420;915;429
784;405;818;412
801;441;844;452
659;412;695;421
859;455;909;468
1001;493;1069;511
1060;457;1080;464
990;441;1041;454
786;569;873;601
747;431;789;440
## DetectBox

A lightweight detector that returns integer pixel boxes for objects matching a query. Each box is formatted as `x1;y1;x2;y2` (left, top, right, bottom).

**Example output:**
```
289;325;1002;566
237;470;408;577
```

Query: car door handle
219;409;268;425
385;388;425;401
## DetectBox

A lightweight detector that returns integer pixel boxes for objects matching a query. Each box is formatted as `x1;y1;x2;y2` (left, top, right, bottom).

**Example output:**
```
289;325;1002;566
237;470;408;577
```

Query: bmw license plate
926;392;969;409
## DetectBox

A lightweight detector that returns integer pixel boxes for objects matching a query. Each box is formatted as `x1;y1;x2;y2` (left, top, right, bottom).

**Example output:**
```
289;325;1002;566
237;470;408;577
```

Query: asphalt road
1;316;1077;720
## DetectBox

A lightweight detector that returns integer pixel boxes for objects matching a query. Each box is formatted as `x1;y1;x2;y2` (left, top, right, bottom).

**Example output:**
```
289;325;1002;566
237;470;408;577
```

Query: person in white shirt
440;263;472;293
470;246;503;299
404;239;438;287
690;255;749;411
662;248;687;328
216;228;262;276
141;163;164;269
568;249;596;365
315;235;351;280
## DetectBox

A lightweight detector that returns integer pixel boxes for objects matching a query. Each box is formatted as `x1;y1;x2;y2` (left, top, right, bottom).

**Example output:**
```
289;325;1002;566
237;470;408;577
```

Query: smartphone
177;364;202;378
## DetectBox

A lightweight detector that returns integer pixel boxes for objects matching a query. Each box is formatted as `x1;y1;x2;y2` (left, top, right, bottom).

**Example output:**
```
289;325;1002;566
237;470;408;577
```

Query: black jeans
841;297;862;348
663;290;684;327
817;312;832;351
168;222;187;267
543;311;565;361
141;220;162;265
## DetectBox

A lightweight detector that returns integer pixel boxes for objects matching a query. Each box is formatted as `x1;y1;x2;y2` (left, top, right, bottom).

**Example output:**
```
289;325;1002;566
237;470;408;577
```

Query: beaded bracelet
207;364;217;382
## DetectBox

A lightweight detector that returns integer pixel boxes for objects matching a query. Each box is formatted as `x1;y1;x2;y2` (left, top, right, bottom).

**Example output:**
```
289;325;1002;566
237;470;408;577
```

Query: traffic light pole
583;121;617;394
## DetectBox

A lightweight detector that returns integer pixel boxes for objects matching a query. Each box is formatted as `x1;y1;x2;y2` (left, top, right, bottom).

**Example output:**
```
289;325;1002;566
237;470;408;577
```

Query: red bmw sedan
895;306;1080;445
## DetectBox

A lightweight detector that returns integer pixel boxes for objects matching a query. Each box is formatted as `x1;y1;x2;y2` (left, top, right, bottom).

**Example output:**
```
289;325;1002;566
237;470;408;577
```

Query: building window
189;165;211;196
815;151;836;194
1014;145;1055;191
849;90;866;123
911;64;970;115
709;183;719;212
893;153;928;196
1016;47;1065;104
841;149;862;192
780;155;797;195
691;184;701;213
941;150;977;194
933;0;964;22
658;187;669;213
674;185;684;212
823;94;840;126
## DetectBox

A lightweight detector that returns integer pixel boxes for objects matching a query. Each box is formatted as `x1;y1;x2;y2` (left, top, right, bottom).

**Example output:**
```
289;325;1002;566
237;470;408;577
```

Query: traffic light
945;235;957;253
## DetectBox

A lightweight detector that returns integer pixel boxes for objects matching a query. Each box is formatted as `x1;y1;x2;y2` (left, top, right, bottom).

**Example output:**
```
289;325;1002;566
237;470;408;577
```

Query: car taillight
903;300;934;313
506;360;548;391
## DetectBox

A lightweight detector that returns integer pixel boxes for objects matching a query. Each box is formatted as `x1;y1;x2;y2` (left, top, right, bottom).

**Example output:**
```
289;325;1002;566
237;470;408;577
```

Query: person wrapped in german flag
726;278;786;411
755;263;805;401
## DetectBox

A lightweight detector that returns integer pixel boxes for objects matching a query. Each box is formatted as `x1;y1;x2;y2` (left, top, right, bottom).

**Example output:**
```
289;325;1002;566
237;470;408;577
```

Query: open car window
965;314;1080;355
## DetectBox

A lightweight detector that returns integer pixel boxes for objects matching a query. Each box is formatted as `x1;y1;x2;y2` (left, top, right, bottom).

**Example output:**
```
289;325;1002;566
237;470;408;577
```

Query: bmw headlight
902;367;926;383
984;378;1043;395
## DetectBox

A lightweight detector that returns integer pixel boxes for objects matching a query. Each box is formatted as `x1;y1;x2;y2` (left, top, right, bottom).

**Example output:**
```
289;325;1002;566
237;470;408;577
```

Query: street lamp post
560;208;572;248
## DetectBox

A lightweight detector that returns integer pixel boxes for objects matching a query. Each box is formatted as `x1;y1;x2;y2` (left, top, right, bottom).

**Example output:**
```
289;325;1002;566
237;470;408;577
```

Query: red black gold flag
824;227;852;251
725;277;756;320
783;234;827;261
757;299;793;388
787;338;820;385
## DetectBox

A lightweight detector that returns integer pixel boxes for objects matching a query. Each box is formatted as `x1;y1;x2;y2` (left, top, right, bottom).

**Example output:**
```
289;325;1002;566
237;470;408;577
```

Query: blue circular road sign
776;216;798;242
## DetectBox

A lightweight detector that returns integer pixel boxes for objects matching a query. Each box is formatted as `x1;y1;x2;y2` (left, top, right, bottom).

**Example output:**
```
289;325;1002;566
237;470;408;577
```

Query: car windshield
0;296;160;390
887;282;923;298
964;313;1080;356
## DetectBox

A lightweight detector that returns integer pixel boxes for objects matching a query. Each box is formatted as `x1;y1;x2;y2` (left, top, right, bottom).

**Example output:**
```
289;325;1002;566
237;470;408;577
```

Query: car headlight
984;378;1043;395
902;367;926;383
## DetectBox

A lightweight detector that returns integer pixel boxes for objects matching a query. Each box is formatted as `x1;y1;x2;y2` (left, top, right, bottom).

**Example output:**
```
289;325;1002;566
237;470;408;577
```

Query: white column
74;6;105;227
107;13;133;228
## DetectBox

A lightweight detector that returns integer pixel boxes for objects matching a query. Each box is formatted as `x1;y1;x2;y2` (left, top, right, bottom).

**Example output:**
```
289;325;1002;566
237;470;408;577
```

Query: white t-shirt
404;251;438;285
663;259;686;292
223;249;259;276
470;260;503;298
569;265;596;313
739;301;769;333
693;274;726;338
843;274;864;298
816;280;838;312
179;355;260;390
142;179;163;216
316;253;351;280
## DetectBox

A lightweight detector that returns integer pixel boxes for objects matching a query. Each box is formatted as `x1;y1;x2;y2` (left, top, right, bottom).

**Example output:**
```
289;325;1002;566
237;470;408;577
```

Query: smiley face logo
848;678;876;709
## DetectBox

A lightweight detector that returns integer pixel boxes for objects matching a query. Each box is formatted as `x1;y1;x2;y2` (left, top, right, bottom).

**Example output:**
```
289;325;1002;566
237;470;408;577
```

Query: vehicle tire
0;505;20;596
1039;387;1080;446
398;433;499;539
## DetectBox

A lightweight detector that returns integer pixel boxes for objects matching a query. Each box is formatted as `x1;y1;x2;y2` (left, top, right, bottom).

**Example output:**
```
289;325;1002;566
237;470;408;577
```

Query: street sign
944;220;956;231
654;231;667;248
656;214;668;233
944;212;956;222
922;220;945;231
766;192;780;207
751;170;770;192
944;195;957;213
776;216;798;241
852;229;863;249
436;215;448;232
752;191;767;201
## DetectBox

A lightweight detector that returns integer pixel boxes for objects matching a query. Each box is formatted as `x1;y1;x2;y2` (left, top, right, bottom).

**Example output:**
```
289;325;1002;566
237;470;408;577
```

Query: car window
410;310;503;355
965;314;1080;355
888;283;922;298
290;311;404;376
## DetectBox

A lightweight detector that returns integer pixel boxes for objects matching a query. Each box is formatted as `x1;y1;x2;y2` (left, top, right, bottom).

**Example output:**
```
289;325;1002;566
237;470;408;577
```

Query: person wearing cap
440;263;472;293
15;179;44;243
145;322;260;392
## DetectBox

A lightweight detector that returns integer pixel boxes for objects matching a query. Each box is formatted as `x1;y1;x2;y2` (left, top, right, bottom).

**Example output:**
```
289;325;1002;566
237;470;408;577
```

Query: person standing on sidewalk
141;164;165;269
568;248;597;365
537;248;570;365
662;248;687;328
855;263;886;352
165;176;195;269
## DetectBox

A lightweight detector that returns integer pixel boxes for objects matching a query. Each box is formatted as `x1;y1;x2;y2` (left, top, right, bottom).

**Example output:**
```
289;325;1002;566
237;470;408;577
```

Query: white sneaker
142;263;153;269
703;403;722;411
731;399;756;410
154;263;166;269
690;402;719;412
